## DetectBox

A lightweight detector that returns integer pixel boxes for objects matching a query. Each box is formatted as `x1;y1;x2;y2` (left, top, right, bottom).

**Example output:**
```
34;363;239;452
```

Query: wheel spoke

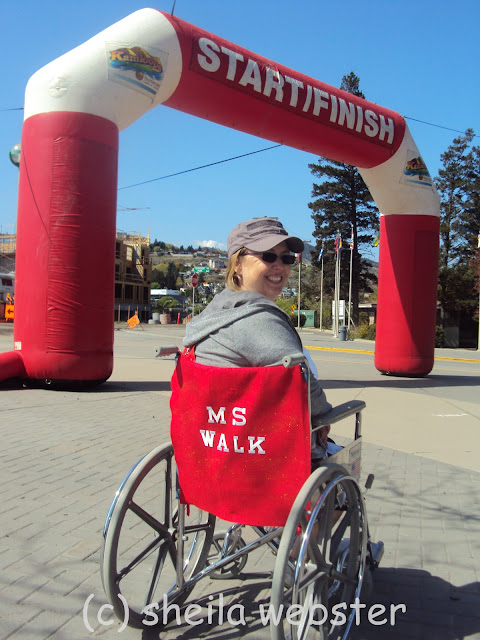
144;541;170;608
317;491;336;560
330;507;352;557
129;500;169;534
118;535;168;580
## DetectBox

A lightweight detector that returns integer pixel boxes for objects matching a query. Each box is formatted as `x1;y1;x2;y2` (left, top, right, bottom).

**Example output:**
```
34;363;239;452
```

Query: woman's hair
225;248;246;290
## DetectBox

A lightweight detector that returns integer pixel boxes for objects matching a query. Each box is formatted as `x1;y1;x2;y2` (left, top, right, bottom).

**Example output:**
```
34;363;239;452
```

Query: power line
404;116;478;138
117;205;151;211
117;144;283;191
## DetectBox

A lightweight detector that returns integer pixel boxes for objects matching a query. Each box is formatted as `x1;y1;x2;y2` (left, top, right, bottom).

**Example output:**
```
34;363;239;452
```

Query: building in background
115;231;152;322
0;234;16;275
0;234;16;321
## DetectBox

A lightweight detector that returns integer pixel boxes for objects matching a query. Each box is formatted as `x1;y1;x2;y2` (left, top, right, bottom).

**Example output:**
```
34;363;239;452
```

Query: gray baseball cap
227;217;304;257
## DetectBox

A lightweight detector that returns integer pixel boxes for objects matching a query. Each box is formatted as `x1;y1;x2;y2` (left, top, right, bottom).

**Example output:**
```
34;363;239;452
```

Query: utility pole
297;253;301;329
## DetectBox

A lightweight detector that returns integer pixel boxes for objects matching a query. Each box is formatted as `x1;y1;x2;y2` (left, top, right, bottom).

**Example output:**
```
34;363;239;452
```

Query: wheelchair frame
101;348;383;639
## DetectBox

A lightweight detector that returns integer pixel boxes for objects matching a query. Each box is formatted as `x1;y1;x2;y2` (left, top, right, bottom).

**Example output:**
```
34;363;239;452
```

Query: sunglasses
244;251;296;265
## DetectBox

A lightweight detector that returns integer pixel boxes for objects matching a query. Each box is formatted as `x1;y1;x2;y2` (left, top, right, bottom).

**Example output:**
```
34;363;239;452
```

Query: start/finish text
191;35;396;147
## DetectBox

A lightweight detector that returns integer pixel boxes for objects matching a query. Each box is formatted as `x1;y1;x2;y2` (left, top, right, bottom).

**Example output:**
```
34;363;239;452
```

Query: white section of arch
359;125;440;216
24;9;182;131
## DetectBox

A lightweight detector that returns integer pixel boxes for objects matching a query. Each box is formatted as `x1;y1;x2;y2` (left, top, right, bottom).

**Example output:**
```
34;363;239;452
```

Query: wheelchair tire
101;443;216;629
270;464;367;640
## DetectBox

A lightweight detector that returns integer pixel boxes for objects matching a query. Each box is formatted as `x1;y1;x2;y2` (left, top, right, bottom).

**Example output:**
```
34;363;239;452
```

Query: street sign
193;267;210;273
191;274;199;287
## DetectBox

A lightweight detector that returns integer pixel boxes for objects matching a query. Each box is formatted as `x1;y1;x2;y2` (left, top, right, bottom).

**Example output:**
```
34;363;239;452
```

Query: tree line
307;72;479;336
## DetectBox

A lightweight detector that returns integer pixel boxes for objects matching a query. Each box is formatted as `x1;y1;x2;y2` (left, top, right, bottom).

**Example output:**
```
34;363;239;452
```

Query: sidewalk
0;323;479;639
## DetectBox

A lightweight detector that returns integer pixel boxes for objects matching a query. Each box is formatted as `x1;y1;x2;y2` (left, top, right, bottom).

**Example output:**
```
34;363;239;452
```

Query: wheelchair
101;347;384;639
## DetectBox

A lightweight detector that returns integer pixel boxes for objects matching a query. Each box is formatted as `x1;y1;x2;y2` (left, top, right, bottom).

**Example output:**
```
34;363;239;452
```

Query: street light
9;144;21;168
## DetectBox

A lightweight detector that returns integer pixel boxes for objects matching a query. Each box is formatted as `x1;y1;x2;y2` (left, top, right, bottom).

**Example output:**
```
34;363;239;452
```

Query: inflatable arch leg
375;215;439;376
10;112;118;385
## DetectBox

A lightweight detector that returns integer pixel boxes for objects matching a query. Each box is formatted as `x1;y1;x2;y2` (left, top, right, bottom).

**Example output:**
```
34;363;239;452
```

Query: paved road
0;323;479;639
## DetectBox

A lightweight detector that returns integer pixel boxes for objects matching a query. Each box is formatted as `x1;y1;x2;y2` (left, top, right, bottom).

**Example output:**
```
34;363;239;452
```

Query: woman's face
235;241;293;301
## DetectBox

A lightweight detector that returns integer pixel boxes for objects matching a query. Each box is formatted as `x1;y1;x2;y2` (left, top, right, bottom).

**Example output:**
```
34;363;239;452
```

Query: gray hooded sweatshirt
183;288;331;422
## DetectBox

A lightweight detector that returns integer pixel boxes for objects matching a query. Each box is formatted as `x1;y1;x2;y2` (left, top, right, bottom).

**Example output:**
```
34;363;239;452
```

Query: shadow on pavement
352;567;480;640
0;379;172;393
141;580;273;640
323;374;480;391
137;568;480;640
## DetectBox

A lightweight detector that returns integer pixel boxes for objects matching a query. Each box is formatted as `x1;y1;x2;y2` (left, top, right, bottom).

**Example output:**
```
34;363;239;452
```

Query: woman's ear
235;259;242;283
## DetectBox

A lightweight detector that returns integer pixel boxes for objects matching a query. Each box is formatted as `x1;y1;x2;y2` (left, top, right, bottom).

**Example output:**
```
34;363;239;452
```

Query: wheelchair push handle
282;353;307;368
155;345;181;358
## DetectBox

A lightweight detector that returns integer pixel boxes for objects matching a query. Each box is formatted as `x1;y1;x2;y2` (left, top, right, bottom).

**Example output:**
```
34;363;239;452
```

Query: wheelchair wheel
101;443;216;629
270;464;367;640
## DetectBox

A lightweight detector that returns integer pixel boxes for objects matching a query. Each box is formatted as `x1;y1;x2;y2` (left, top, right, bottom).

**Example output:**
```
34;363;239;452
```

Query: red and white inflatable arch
0;8;439;385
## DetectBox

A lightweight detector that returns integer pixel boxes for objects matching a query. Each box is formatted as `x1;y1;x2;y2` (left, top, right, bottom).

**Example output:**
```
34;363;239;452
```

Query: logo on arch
108;45;165;100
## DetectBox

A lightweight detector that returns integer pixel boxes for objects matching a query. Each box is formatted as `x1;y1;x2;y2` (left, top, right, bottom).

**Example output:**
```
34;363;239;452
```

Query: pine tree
435;130;477;327
308;72;378;324
464;144;480;315
462;141;480;261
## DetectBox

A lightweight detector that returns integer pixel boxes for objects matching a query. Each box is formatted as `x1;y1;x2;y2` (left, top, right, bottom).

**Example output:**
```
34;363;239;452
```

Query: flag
349;228;354;249
127;314;140;328
318;243;324;261
297;253;302;264
373;236;379;247
334;234;342;258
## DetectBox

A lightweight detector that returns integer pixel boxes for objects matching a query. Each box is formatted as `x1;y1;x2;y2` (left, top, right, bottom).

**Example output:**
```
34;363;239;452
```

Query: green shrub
435;326;445;348
355;323;376;340
358;311;369;326
289;313;307;328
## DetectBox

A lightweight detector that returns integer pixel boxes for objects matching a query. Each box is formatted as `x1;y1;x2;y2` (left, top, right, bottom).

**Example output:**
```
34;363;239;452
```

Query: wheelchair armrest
155;345;180;358
312;400;366;428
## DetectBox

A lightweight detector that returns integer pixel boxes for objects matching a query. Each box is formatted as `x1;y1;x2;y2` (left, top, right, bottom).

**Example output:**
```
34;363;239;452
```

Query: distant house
209;258;226;269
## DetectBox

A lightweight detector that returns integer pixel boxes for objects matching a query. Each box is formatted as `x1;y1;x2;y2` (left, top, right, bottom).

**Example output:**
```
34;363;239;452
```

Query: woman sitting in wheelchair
183;216;336;465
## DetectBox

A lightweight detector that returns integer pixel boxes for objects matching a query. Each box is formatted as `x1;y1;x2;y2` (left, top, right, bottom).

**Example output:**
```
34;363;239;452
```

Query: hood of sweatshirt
183;287;292;347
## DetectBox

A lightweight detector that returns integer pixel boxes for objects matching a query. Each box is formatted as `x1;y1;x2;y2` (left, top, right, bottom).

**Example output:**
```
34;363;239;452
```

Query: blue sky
1;0;478;259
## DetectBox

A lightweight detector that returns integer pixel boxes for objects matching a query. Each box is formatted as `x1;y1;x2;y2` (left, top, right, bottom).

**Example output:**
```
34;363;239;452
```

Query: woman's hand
318;425;331;447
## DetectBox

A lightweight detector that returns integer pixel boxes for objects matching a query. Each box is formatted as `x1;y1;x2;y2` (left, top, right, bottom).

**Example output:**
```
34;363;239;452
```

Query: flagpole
337;245;342;333
477;231;480;351
319;245;324;331
347;225;353;339
335;231;342;338
297;253;301;329
333;236;339;336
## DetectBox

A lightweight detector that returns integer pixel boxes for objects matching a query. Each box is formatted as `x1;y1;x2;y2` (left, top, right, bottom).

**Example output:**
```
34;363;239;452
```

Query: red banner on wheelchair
170;353;311;526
